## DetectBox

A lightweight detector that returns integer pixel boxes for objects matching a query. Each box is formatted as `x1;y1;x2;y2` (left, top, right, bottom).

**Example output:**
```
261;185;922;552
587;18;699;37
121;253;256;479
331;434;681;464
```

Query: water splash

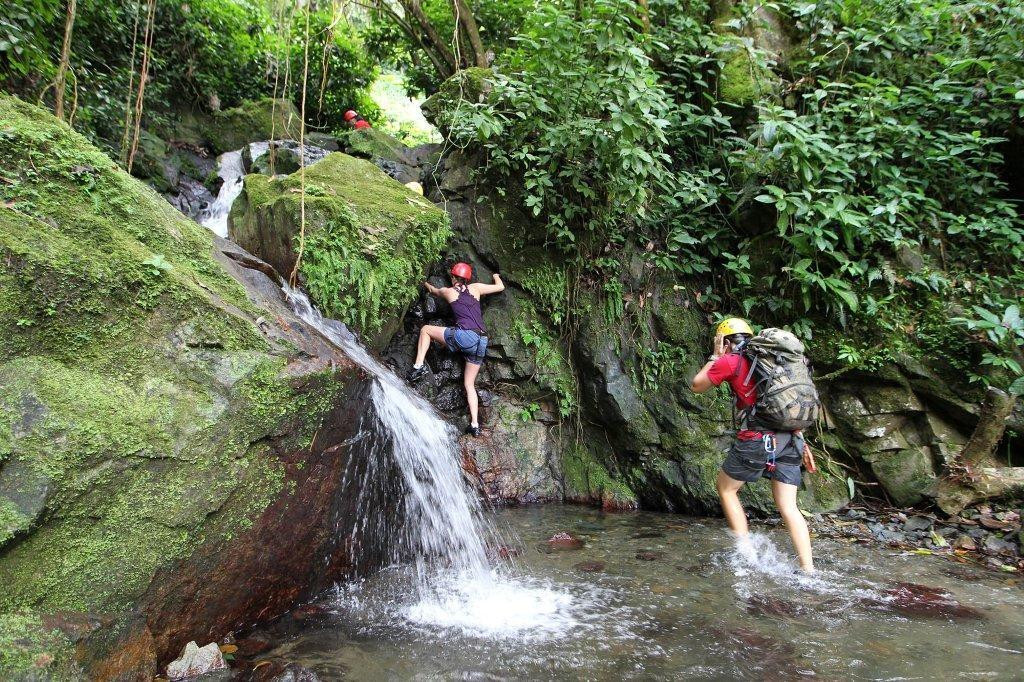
283;288;577;636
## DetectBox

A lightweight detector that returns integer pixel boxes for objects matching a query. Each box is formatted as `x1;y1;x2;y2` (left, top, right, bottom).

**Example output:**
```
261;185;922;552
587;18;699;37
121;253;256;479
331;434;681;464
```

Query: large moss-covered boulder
0;95;377;676
229;153;450;349
421;67;493;133
208;98;303;154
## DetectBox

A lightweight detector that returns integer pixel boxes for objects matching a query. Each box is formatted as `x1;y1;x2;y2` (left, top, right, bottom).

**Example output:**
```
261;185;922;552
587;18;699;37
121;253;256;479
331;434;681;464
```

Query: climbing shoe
407;365;428;382
465;424;481;437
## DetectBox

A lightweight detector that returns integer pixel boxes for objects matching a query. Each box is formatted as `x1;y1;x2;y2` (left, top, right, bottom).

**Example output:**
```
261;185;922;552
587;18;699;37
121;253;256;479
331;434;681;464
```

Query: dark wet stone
872;581;985;620
233;637;273;659
250;661;321;682
631;530;665;539
574;560;606;572
983;535;1019;556
745;595;801;619
290;604;330;623
546;532;584;550
635;551;664;561
904;516;933;532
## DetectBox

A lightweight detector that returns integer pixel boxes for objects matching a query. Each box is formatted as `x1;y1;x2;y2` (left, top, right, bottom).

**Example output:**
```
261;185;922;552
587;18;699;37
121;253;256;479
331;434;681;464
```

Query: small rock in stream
745;595;801;619
904;516;933;532
983;535;1019;556
546;532;584;550
574;560;606;572
953;534;978;551
872;581;984;620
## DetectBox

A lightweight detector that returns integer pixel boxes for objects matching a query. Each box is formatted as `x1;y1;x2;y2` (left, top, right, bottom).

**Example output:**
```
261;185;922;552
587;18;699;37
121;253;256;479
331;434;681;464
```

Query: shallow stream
252;506;1024;680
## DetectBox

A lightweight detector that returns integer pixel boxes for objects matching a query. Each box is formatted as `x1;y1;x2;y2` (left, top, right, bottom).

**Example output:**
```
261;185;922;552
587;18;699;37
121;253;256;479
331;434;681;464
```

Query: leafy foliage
0;0;379;151
446;0;1024;391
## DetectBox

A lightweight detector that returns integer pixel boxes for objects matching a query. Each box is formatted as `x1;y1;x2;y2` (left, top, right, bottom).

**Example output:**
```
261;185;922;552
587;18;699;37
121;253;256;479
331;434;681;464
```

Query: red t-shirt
354;120;371;129
707;353;760;439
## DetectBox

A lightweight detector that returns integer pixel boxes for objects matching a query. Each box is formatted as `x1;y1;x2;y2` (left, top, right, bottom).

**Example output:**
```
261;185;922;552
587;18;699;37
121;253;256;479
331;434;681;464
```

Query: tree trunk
637;0;650;33
935;387;1018;515
400;0;458;75
54;0;77;121
451;0;488;68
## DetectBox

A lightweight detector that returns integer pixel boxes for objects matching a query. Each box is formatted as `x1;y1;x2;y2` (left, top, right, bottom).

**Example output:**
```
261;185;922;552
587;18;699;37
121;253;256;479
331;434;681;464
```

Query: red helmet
343;110;357;121
450;262;473;280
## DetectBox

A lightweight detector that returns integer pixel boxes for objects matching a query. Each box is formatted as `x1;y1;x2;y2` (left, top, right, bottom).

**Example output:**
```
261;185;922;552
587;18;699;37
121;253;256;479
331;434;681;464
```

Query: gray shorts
722;432;803;487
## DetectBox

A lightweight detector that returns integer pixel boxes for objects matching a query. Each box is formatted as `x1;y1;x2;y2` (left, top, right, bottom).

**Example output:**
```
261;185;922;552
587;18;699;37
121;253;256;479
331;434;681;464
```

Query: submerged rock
546;532;584;550
872;581;985;620
574;560;606;572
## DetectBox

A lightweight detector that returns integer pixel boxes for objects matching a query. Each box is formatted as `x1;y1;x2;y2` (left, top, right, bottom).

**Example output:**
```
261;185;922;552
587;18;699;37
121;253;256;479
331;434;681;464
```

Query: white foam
405;572;577;639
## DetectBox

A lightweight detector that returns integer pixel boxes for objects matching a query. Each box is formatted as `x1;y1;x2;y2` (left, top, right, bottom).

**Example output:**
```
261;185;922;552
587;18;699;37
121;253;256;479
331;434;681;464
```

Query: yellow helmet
716;317;753;337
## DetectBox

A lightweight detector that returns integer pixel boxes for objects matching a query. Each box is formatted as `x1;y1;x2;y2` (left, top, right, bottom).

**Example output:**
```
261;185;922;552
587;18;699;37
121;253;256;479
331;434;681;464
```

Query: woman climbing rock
407;262;504;435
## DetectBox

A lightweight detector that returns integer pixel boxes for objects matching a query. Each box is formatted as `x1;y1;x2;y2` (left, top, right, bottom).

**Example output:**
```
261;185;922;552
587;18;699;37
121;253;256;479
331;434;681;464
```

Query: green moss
508;299;577;417
208;97;303;153
0;498;28;546
561;441;637;509
343;127;410;164
0;611;80;681
421;67;492;131
230;153;450;345
0;95;350;620
717;43;773;106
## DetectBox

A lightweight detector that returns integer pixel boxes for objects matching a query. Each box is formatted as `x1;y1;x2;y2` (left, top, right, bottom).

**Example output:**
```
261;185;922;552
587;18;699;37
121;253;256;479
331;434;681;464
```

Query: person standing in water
689;317;818;573
408;262;504;436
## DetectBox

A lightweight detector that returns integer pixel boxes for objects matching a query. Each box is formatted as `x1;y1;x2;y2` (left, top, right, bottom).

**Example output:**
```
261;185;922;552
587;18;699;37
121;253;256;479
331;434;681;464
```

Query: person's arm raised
471;273;506;296
423;281;457;302
691;333;728;394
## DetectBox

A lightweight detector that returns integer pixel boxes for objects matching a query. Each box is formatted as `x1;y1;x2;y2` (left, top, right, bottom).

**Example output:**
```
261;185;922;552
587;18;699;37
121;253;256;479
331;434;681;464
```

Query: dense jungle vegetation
1;0;1022;393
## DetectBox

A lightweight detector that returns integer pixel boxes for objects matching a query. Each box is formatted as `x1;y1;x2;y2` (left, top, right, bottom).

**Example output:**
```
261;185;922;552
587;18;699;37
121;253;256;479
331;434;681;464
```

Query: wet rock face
824;377;972;506
0;97;386;676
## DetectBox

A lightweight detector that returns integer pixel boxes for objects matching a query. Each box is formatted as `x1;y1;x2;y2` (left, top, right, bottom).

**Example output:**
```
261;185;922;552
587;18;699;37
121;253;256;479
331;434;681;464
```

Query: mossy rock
561;440;638;510
0;611;80;680
208;98;303;154
229;153;451;349
343;127;413;165
0;94;368;668
421;67;493;132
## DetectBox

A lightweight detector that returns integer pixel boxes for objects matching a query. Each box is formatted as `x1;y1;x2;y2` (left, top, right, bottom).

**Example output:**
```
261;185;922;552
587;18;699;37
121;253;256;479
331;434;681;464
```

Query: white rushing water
284;288;575;637
198;148;246;237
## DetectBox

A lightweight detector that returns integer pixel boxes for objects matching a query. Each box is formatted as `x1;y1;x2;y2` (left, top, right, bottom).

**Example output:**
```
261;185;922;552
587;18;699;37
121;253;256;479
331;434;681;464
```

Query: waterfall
198;148;246;237
285;288;493;584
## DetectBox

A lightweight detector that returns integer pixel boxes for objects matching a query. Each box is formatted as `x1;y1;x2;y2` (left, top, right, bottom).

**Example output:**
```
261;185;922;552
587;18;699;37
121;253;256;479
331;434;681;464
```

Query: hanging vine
119;0;143;165
288;6;313;288
53;0;78;121
125;0;157;173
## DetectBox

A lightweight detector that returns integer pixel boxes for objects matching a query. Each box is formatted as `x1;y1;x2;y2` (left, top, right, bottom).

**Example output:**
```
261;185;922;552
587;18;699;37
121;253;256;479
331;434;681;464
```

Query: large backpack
738;328;820;431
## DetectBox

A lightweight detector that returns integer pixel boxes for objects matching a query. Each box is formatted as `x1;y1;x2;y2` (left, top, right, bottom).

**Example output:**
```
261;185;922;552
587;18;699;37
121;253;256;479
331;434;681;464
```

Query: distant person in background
408;262;504;436
343;109;371;130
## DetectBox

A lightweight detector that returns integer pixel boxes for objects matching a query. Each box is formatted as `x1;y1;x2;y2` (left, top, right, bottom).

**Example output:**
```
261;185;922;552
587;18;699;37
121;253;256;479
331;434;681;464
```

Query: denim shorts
722;432;803;487
444;327;488;365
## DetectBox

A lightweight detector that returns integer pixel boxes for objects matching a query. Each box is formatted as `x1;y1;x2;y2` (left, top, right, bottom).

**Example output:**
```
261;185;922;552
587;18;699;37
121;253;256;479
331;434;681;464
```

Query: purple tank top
451;285;486;334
